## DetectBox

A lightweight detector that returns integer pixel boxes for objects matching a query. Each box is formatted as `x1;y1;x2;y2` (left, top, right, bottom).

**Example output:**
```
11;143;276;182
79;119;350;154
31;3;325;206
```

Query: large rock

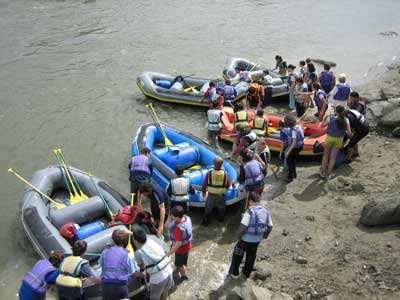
225;283;294;300
326;176;364;193
367;101;393;118
380;107;400;127
360;197;400;226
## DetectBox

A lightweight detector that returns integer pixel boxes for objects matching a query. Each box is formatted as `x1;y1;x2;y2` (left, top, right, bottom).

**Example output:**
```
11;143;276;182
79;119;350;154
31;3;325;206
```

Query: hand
157;225;164;236
122;227;133;235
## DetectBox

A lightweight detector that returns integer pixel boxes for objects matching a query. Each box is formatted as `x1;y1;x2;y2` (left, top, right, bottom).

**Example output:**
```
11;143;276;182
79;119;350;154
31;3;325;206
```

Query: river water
1;0;400;298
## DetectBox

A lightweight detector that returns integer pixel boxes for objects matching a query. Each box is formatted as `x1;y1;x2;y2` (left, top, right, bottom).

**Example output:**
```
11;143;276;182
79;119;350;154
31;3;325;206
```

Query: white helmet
338;73;347;83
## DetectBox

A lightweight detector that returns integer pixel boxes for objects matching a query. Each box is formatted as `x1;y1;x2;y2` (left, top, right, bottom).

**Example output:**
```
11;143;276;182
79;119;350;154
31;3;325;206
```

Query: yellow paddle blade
267;126;278;133
146;103;174;147
126;193;135;255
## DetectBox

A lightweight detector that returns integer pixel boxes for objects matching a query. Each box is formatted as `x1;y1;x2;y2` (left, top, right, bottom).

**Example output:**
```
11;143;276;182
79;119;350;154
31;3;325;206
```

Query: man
287;64;297;112
343;108;369;160
56;240;100;300
238;149;265;196
210;87;224;109
228;194;273;279
318;64;335;94
262;70;273;107
206;100;223;147
294;77;309;118
100;229;143;300
133;229;174;300
222;79;237;102
201;156;231;226
129;147;152;202
246;81;264;111
166;206;193;282
138;182;169;235
166;165;195;214
348;91;367;115
202;81;216;104
328;73;351;108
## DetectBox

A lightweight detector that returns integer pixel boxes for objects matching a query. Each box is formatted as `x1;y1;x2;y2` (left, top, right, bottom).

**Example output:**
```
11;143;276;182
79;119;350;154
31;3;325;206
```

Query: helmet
338;73;347;82
216;86;224;93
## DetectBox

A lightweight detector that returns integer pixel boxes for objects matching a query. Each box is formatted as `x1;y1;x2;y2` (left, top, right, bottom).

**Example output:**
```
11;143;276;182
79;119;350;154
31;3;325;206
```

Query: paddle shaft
53;151;73;196
57;150;85;195
146;104;172;146
89;174;114;219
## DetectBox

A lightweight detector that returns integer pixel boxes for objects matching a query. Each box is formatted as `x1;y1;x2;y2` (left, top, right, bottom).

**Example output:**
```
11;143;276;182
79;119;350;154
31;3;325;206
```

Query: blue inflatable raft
131;123;247;207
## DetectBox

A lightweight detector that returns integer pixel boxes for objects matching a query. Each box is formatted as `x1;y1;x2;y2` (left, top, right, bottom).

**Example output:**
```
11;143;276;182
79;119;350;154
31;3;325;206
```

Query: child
19;251;64;300
167;206;193;282
252;109;268;137
166;165;195;214
202;81;216;104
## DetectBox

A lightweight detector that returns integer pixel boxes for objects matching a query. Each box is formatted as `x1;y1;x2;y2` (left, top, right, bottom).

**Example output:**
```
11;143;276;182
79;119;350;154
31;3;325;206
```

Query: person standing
343;108;369;160
129;147;152;202
245;82;263;111
19;251;64;300
274;55;287;76
138;182;169;235
278;120;289;171
298;60;307;80
305;63;318;92
252;109;268;137
320;105;352;179
100;229;142;300
238;149;265;196
312;83;328;121
166;165;195;214
133;230;174;300
202;82;216;105
56;241;100;300
318;64;335;94
287;64;297;112
222;79;237;103
166;206;193;282
294;78;309;118
284;115;304;182
328;74;351;108
262;70;273;107
206;100;223;147
228;194;273;279
201;157;231;226
210;87;224;109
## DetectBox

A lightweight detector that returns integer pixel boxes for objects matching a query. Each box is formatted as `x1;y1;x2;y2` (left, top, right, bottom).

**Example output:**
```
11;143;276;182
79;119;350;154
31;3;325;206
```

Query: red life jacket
60;222;78;241
112;205;153;226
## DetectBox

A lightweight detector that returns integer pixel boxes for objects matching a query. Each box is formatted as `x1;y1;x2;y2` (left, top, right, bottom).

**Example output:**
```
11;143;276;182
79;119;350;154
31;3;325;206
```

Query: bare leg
327;147;338;175
161;288;168;300
178;265;187;277
321;145;331;176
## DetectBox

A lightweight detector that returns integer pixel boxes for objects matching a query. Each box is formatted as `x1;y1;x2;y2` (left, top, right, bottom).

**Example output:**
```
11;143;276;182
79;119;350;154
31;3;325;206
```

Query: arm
167;227;183;256
158;203;166;233
80;263;101;285
263;225;273;239
321;115;329;127
232;137;249;157
320;96;328;121
254;153;266;169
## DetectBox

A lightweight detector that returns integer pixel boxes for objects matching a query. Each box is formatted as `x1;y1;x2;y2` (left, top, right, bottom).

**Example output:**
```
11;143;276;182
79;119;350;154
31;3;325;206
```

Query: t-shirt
149;184;170;220
172;218;193;254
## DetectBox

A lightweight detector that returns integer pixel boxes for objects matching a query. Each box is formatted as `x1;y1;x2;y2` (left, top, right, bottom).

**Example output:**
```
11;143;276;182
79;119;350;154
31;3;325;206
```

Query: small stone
386;242;392;248
254;270;272;281
294;255;308;264
343;254;352;263
384;141;390;145
282;229;289;236
305;215;315;221
334;240;339;247
305;235;312;241
325;288;334;294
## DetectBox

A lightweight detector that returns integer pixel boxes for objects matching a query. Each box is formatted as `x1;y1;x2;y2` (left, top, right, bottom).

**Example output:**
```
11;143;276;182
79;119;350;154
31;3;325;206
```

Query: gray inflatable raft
222;57;289;97
20;166;163;300
136;71;248;107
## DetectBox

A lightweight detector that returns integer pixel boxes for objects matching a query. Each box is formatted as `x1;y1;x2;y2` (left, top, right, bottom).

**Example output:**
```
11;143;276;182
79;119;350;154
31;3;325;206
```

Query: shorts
150;273;174;300
208;130;219;138
325;135;344;149
175;252;189;267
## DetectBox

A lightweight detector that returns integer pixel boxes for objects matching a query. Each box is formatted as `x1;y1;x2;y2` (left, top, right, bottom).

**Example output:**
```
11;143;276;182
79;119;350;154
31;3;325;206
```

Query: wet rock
380;107;400;127
367;101;393;118
305;235;312;241
282;229;289;236
254;270;272;281
392;127;400;137
305;215;315;221
360;197;400;226
379;31;399;37
309;58;337;67
293;255;308;264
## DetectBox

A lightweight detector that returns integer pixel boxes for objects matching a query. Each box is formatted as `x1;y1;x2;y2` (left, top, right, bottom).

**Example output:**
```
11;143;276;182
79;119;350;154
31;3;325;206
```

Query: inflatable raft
136;72;248;107
19;166;162;299
132;123;247;207
219;107;326;156
222;57;289;97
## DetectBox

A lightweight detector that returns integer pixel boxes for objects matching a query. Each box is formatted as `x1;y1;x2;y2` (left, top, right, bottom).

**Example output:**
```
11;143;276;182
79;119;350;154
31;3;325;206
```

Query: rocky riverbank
169;66;400;300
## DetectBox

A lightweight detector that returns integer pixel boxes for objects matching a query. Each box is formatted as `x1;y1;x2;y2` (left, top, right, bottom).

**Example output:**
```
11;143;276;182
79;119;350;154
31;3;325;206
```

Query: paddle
126;193;135;255
8;168;65;209
53;150;76;204
88;172;114;220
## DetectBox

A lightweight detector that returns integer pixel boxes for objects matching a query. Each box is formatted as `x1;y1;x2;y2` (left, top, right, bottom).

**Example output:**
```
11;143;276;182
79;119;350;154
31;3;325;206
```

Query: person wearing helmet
328;74;351;108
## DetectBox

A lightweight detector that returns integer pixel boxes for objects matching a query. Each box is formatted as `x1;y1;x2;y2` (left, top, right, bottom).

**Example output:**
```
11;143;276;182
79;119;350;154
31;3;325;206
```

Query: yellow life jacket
253;116;267;136
234;111;248;128
56;256;88;288
207;169;228;194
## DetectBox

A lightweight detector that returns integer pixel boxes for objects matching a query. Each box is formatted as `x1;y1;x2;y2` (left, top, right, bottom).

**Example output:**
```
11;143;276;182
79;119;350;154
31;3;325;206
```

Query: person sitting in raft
100;229;143;300
133;229;174;300
233;103;249;129
328;74;351;109
348;91;367;115
201;81;216;104
222;79;237;102
320;105;352;180
252;109;268;137
238;148;265;196
273;55;287;76
138;182;169;236
312;83;328;121
318;64;336;94
206;100;223;148
56;240;101;300
166;206;193;282
294;77;310;118
210;86;224;109
19;250;64;300
129;147;152;203
228;194;273;279
231;127;258;159
201;156;231;226
166;165;196;214
343;108;369;161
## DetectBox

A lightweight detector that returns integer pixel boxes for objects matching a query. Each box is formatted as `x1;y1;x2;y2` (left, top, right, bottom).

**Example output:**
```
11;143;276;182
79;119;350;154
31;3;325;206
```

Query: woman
320;105;352;179
284;115;304;182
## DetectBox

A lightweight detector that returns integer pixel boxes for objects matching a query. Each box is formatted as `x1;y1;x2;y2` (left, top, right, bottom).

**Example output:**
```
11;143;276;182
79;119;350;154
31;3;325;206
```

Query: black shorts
175;252;189;267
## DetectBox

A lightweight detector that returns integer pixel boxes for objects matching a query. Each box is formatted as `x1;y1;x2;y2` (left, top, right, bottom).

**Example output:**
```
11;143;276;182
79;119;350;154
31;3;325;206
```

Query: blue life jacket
130;154;151;175
333;84;351;101
287;125;304;148
246;206;270;235
223;85;236;100
320;71;333;86
101;246;129;284
287;72;297;86
22;259;55;294
327;117;346;137
244;160;264;186
314;89;327;110
168;216;192;246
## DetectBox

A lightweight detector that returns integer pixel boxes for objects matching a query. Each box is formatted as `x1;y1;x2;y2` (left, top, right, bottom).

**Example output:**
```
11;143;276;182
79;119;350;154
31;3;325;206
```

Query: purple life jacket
223;85;235;100
167;216;193;246
320;71;333;86
22;259;55;294
333;84;351;101
101;246;129;284
327;117;346;137
247;206;270;235
130;154;151;175
244;160;264;186
314;90;327;110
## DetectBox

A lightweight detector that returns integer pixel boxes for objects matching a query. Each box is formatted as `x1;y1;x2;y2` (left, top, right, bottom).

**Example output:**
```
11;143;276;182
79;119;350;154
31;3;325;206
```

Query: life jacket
207;169;228;194
223;85;236;100
243;130;257;151
170;177;191;202
250;82;265;97
56;256;88;288
258;147;271;165
327;117;346;137
314;89;327;110
205;87;216;101
101;246;129;284
295;84;308;103
130;154;151;175
234;110;249;128
167;216;192;246
244;160;264;186
22;259;55;294
136;239;171;276
287;125;304;148
207;109;222;130
347;109;366;130
246;206;270;235
252;116;267;137
287;71;297;87
308;72;318;84
320;71;333;86
60;222;79;241
333;83;351;101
